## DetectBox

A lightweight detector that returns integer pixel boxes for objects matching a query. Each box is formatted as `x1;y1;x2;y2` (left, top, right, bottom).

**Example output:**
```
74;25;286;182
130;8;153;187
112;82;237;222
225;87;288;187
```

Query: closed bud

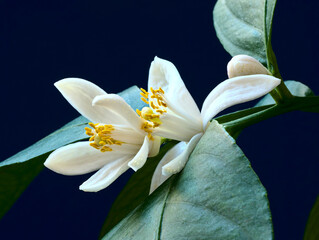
227;55;271;78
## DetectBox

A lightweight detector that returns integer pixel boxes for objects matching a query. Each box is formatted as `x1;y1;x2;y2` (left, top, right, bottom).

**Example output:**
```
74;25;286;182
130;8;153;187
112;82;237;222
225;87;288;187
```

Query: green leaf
304;196;319;240
0;85;145;219
99;140;178;239
213;0;279;76
102;121;273;240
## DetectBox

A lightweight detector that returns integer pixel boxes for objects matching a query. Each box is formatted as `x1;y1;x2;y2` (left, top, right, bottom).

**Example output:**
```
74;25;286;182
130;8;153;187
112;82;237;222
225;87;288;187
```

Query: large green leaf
304;196;319;240
102;121;273;240
213;0;279;75
0;86;145;219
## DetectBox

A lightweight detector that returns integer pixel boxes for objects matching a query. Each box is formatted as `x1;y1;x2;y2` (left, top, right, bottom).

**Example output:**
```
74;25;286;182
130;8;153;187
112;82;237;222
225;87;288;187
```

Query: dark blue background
1;0;319;239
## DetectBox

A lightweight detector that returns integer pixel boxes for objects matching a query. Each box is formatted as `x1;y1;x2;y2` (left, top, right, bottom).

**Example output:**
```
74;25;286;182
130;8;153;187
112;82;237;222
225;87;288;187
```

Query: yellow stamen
150;87;155;94
85;123;125;152
90;142;100;149
156;109;167;114
101;146;112;152
140;92;149;99
138;87;168;139
140;88;147;94
141;97;149;104
150;101;157;109
159;87;164;94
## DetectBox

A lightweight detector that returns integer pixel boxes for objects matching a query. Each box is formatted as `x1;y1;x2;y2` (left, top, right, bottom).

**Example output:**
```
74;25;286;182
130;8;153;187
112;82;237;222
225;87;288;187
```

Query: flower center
136;87;168;139
85;123;124;152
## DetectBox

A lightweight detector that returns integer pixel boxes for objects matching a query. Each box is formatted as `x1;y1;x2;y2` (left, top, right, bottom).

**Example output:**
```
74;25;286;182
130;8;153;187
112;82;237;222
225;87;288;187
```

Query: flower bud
227;55;271;78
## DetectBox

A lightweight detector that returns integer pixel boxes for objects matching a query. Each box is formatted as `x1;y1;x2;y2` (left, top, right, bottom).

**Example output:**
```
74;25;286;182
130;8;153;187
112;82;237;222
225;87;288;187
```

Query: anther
140;92;149;99
140;88;148;94
85;123;125;152
159;87;164;94
150;101;157;109
141;97;149;104
150;87;155;94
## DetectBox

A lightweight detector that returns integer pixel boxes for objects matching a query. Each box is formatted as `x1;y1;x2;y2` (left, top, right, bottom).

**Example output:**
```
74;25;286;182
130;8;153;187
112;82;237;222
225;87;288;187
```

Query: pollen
137;87;168;139
138;87;167;114
85;123;124;152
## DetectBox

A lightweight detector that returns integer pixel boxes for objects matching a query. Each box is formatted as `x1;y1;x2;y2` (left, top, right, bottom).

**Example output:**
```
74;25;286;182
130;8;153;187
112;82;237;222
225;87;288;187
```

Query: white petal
93;94;145;134
149;136;161;157
162;133;203;175
79;156;131;192
111;126;145;145
128;136;150;171
150;141;187;194
148;57;202;125
44;142;137;176
201;75;281;129
54;78;113;123
150;133;202;194
227;55;270;78
153;112;203;142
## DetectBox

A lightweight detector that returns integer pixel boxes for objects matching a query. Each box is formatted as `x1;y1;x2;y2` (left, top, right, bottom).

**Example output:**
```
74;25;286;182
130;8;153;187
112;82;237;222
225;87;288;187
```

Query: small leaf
304;196;319;240
103;121;273;240
0;86;146;219
99;140;178;238
213;0;279;75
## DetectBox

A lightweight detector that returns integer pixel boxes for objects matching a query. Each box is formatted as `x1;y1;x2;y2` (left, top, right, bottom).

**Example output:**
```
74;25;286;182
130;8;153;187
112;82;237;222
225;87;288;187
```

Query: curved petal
148;57;202;125
150;141;187;194
150;133;202;194
128;136;150;171
44;142;138;175
227;55;271;78
162;133;203;175
93;94;145;134
201;75;281;129
79;156;131;192
54;78;112;123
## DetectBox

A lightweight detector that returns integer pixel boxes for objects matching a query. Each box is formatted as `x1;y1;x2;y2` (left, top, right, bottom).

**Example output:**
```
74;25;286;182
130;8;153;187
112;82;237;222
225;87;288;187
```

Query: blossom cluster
44;55;280;193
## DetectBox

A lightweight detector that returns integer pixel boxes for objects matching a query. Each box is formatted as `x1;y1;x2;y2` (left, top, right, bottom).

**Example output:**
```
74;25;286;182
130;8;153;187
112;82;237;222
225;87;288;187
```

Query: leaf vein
224;0;262;32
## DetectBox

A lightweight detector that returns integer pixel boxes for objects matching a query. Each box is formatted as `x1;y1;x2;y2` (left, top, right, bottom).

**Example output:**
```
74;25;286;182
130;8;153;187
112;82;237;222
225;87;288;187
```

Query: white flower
144;57;281;193
44;78;161;192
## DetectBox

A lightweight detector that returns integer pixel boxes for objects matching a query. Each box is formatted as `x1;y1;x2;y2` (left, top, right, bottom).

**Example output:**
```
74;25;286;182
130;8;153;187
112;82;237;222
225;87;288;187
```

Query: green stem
266;44;294;103
275;81;294;101
269;89;281;104
222;96;319;137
